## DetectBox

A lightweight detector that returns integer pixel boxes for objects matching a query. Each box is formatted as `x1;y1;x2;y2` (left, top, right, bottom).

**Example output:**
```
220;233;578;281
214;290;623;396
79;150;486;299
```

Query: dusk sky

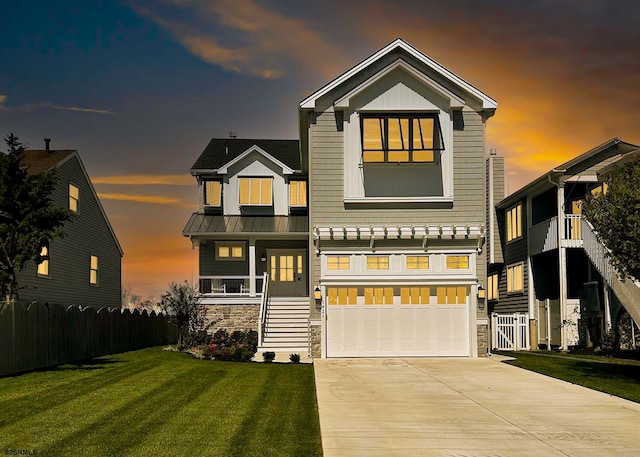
2;0;639;300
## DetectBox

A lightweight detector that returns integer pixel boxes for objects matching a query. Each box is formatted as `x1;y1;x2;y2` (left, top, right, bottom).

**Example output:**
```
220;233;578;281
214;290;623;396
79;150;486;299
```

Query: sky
2;0;640;300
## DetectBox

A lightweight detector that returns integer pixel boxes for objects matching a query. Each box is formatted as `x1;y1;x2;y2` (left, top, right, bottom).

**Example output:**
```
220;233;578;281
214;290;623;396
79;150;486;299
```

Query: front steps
257;296;309;356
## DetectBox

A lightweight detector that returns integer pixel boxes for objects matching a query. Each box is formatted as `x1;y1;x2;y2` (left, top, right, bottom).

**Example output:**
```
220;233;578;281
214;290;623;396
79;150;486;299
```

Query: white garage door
326;286;470;357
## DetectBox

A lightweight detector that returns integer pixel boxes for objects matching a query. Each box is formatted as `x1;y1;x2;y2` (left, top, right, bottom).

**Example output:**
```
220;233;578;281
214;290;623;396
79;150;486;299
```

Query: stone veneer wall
310;324;321;358
204;304;260;333
477;323;488;357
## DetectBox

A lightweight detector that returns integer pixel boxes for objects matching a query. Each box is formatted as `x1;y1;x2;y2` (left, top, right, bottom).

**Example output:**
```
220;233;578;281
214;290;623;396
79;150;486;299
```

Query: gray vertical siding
17;155;122;308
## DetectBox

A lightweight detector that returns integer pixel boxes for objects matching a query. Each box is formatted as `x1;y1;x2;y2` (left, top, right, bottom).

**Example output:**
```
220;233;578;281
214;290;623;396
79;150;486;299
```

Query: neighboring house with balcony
487;138;640;351
184;38;498;358
16;142;123;308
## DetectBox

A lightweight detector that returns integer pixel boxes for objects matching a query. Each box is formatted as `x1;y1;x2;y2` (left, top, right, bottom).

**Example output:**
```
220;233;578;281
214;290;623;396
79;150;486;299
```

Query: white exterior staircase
258;297;309;355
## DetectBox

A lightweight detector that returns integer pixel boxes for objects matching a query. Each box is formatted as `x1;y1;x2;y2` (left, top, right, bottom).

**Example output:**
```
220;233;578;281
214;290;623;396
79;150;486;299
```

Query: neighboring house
17;141;123;308
184;38;498;358
488;138;640;351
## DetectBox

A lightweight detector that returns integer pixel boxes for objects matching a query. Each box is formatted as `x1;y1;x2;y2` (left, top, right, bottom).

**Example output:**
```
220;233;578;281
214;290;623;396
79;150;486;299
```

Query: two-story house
185;39;497;358
488;138;640;351
17;141;123;308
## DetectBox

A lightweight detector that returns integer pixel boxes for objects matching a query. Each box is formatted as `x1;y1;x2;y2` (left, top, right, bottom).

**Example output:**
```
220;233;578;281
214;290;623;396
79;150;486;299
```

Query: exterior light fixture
260;251;267;262
477;285;486;311
314;286;322;309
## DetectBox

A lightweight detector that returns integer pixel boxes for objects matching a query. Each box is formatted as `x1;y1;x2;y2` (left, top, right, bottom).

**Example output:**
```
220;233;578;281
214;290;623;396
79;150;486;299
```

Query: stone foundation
477;322;489;357
204;304;260;333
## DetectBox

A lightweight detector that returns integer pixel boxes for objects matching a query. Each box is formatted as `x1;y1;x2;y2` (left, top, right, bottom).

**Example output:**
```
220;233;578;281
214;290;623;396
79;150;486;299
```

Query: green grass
499;351;640;403
0;347;322;456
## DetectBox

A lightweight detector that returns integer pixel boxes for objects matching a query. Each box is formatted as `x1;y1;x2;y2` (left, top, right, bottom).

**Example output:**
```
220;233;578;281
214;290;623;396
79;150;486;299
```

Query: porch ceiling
183;214;308;237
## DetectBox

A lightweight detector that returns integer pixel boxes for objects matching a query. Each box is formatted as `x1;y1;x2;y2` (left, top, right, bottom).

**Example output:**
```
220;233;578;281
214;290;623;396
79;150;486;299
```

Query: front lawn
499;351;640;403
0;347;322;456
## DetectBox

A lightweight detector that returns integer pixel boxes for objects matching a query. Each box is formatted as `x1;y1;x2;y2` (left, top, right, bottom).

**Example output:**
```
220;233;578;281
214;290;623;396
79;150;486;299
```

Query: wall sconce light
260;251;267;262
477;285;486;311
314;286;322;309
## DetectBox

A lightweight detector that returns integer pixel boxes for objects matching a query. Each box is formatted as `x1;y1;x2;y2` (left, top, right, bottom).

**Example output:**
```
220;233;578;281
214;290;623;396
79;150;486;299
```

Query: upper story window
90;255;99;285
366;255;389;270
289;180;307;207
69;184;79;212
203;180;221;207
446;255;469;269
487;273;499;300
216;243;245;261
506;203;522;242
406;255;429;270
238;177;272;206
37;245;50;277
361;114;443;164
507;263;524;293
327;256;350;270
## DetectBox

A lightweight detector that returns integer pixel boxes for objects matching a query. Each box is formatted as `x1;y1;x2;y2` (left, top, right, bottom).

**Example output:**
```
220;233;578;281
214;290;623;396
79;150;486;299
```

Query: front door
268;250;307;296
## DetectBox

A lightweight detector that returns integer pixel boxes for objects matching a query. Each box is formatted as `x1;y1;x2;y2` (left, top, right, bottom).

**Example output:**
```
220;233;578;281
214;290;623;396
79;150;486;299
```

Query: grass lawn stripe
0;348;323;457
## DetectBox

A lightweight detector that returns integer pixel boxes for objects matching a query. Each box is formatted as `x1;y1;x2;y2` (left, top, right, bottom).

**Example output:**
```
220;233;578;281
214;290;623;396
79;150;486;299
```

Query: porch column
557;183;568;350
603;283;612;330
249;238;256;296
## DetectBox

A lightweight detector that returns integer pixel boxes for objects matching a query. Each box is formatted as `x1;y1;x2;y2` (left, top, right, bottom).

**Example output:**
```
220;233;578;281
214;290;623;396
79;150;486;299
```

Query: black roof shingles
191;138;301;171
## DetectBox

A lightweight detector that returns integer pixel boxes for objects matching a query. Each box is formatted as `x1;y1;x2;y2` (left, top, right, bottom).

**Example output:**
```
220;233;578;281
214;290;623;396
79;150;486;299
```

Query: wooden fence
0;302;179;377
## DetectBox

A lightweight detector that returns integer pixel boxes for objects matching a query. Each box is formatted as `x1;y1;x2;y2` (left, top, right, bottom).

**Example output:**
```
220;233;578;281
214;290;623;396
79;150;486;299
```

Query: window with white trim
446;255;469;269
289;180;307;207
506;203;522;242
361;114;443;163
507;263;524;293
327;256;350;270
216;243;245;261
406;255;429;270
238;177;272;206
366;256;389;270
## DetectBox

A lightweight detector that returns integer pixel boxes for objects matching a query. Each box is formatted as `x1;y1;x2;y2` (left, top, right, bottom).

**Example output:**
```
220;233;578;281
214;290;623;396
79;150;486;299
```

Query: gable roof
23;149;124;256
300;38;497;112
191;139;300;172
497;138;639;209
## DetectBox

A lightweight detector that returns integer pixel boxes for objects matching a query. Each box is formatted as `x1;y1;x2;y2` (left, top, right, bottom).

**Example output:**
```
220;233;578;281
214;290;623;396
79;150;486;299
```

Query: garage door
326;286;470;357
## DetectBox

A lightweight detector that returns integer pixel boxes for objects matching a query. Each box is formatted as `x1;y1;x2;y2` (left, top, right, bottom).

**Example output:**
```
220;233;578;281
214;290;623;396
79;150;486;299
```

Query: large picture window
361;114;443;163
238;177;272;206
506;203;522;242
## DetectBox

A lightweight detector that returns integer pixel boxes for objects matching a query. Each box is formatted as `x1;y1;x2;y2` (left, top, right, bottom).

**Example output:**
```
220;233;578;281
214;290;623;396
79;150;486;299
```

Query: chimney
44;138;51;152
229;131;237;139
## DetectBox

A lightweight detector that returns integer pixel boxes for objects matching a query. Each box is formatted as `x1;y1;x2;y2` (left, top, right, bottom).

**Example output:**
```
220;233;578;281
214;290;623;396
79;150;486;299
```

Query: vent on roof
44;138;51;152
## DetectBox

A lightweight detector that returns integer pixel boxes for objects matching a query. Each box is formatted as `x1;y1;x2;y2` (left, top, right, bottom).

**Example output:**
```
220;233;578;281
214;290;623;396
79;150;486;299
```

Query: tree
159;281;207;347
583;159;640;281
0;133;73;301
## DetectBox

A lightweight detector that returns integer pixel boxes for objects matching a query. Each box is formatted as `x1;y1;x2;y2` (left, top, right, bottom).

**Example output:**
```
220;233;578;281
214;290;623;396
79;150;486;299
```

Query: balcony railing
529;215;584;255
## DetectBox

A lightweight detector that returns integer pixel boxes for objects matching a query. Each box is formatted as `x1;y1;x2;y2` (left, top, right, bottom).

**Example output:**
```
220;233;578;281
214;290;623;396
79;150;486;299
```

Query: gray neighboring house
185;38;498;358
487;139;640;351
16;144;123;308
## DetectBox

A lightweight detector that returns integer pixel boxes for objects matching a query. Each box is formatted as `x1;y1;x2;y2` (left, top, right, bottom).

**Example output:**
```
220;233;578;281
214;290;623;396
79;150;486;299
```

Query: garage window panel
436;286;467;305
328;287;358;305
364;287;394;305
400;287;430;304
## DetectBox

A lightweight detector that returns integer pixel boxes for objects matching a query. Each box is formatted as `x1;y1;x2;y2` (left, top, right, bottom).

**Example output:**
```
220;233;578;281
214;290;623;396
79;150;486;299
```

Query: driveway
314;356;640;456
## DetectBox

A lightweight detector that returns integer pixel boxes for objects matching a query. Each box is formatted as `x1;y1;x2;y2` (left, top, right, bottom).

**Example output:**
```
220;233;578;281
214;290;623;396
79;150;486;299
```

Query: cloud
19;102;115;115
93;174;195;186
132;0;348;80
97;192;185;205
0;95;6;104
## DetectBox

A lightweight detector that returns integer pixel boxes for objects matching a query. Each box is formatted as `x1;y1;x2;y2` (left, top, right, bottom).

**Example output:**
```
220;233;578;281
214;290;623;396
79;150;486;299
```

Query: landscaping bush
289;353;301;364
190;329;258;362
263;351;276;363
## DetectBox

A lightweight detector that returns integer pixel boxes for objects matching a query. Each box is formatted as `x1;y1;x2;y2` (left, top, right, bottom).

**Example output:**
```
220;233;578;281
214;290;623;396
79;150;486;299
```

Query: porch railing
529;214;584;254
258;274;269;347
199;275;266;297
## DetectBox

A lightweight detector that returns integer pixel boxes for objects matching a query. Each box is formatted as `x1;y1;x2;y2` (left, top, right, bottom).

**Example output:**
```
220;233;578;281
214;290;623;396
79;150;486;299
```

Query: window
361;114;443;163
37;245;49;276
400;287;430;305
507;263;524;293
406;256;429;270
69;184;79;212
216;243;245;261
289;181;307;207
366;256;389;270
90;255;98;285
328;287;357;306
506;203;522;242
436;286;467;305
327;256;350;270
238;178;272;206
203;180;221;206
364;287;394;305
446;255;469;269
487;273;499;300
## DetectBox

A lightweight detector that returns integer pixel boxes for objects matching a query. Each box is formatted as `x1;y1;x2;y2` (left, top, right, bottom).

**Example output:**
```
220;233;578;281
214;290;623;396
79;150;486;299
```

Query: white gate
491;313;530;351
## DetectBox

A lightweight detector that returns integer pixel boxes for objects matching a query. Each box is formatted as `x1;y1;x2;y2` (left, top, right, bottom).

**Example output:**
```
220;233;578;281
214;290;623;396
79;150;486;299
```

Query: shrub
263;351;276;363
200;329;258;362
289;353;301;364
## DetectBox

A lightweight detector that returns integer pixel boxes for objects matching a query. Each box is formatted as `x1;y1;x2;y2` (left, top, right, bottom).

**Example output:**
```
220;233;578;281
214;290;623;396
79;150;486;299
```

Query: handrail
258;272;269;347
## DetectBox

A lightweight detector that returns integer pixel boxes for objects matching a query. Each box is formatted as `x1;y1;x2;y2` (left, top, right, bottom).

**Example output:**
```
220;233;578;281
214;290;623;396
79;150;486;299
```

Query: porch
199;273;269;305
529;214;583;255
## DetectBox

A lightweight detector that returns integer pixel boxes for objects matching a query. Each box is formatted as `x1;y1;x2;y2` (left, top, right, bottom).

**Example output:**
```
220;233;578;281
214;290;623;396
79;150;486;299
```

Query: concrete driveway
314;356;640;456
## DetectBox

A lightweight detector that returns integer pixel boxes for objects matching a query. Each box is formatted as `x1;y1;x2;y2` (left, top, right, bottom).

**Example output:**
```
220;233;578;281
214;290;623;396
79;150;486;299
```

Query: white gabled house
185;38;498;358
